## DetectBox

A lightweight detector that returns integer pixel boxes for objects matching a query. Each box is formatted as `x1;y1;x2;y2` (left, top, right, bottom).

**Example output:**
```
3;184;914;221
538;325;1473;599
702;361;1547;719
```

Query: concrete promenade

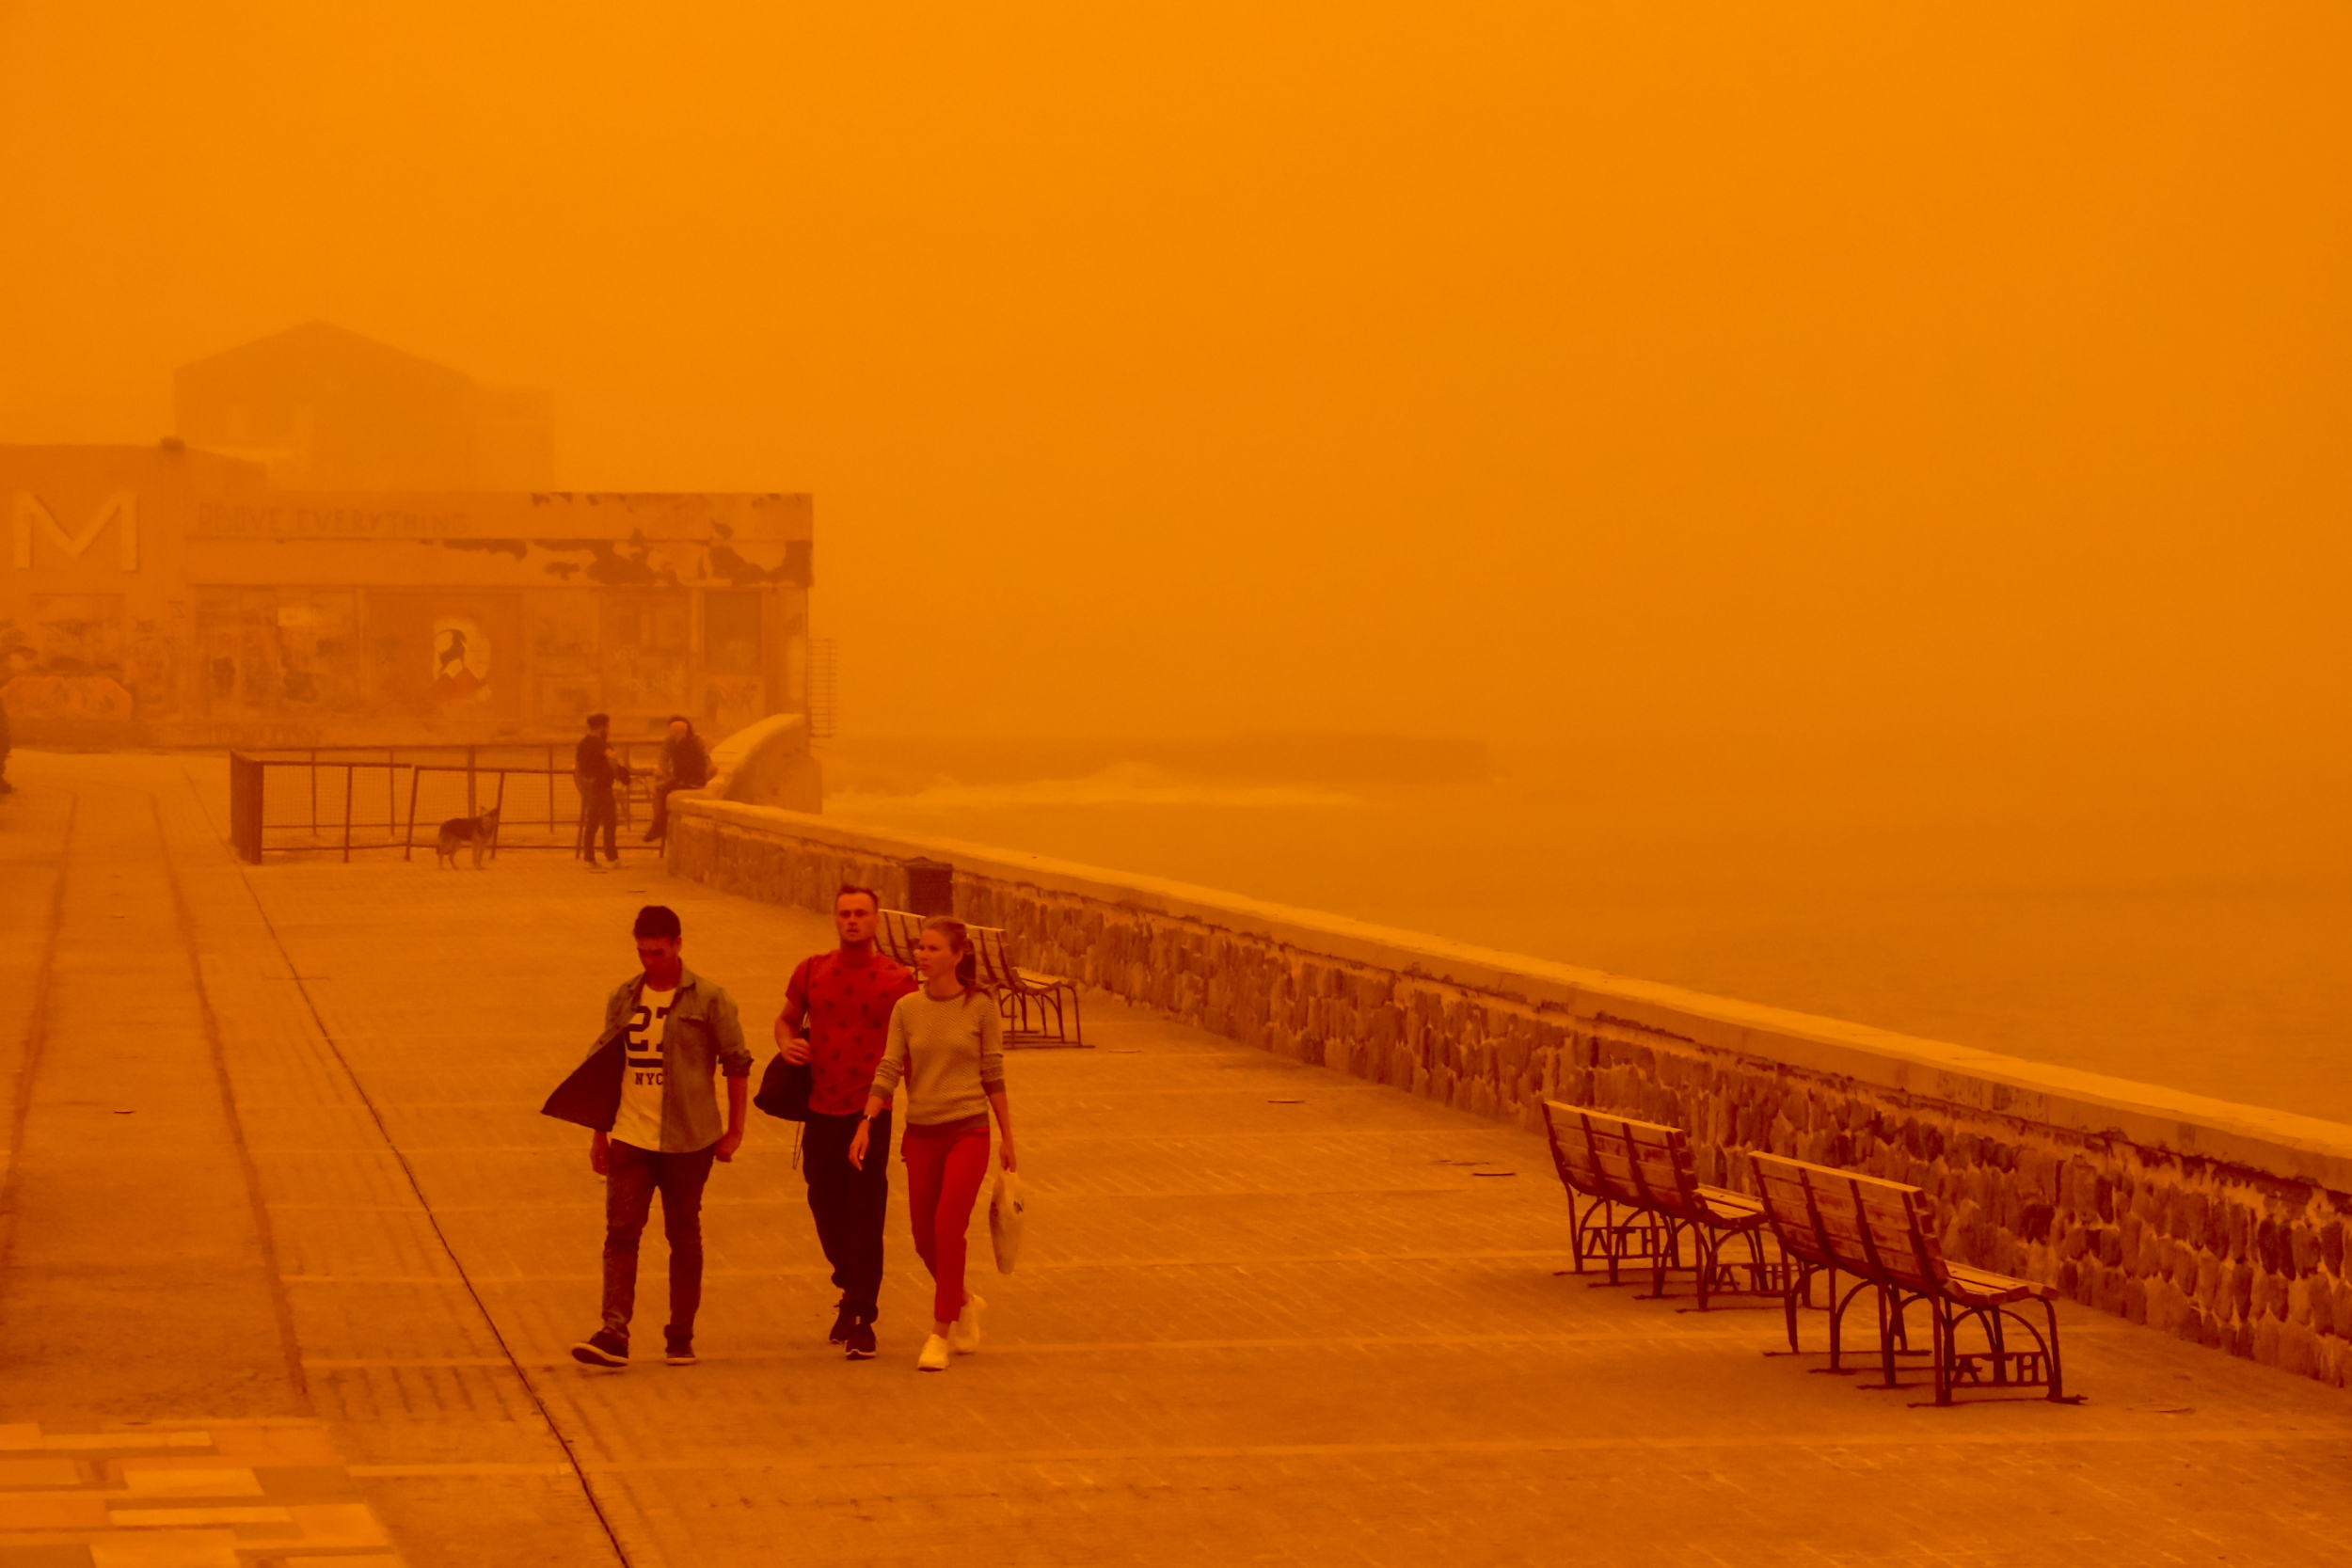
5;751;2352;1566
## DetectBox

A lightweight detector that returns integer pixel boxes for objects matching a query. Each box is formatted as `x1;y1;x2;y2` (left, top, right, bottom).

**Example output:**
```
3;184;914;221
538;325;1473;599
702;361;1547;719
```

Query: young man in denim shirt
556;905;752;1368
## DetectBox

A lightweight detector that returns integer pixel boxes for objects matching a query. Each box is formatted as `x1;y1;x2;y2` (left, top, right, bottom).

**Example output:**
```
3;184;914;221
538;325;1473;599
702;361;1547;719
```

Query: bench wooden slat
1540;1101;1773;1309
971;923;1084;1046
1946;1263;2058;1304
1693;1186;1763;1216
1750;1149;2074;1404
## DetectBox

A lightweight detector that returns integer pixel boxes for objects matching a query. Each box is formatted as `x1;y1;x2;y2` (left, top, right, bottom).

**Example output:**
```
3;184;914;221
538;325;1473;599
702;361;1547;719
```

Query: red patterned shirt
787;947;919;1117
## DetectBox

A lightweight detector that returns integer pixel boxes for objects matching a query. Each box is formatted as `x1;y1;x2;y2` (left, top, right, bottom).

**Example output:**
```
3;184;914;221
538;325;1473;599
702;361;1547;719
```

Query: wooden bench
876;910;1086;1048
970;925;1085;1047
877;908;927;973
1748;1150;2074;1405
1539;1101;1776;1309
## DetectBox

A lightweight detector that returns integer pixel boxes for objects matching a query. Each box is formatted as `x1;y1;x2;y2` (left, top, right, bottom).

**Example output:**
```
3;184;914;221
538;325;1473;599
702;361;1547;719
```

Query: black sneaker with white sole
844;1319;876;1360
828;1299;855;1345
664;1333;696;1366
571;1329;628;1368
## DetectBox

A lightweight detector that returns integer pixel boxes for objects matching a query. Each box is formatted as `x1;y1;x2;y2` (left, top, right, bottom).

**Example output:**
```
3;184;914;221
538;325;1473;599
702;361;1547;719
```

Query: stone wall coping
678;797;2352;1192
703;712;807;803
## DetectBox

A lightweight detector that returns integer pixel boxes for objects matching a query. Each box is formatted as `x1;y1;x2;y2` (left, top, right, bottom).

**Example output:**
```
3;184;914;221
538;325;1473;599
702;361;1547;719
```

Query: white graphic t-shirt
610;985;677;1151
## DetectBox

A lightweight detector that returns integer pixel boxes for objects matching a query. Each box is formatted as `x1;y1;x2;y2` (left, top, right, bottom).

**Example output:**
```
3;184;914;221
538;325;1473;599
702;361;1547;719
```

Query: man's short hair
633;905;682;941
586;712;610;730
834;884;880;911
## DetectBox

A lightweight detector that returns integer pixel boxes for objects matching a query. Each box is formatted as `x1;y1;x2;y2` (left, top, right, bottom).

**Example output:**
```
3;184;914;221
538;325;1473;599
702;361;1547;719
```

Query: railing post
229;752;264;863
343;764;355;863
403;765;422;862
466;744;478;816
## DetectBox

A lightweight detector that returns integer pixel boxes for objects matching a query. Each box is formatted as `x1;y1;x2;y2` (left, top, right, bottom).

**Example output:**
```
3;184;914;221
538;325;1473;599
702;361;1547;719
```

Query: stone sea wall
669;799;2352;1389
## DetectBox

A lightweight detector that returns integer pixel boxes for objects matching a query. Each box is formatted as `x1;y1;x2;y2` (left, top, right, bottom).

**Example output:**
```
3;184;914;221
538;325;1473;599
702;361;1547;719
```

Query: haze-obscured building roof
175;321;551;491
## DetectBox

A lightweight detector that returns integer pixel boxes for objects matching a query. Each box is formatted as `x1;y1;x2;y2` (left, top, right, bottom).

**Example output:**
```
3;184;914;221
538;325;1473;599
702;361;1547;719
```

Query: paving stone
0;1495;109;1531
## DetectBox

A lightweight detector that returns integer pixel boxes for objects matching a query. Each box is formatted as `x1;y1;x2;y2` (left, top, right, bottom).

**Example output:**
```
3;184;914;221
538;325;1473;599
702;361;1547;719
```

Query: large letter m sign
12;491;138;570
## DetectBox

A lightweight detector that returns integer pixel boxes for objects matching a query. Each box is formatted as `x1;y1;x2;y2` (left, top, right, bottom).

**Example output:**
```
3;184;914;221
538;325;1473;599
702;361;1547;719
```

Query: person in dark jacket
575;712;622;869
644;716;711;843
553;904;753;1370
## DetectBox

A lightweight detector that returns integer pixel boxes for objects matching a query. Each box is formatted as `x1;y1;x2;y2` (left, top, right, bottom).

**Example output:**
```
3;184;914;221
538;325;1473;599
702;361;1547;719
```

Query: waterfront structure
1;441;813;749
2;325;814;750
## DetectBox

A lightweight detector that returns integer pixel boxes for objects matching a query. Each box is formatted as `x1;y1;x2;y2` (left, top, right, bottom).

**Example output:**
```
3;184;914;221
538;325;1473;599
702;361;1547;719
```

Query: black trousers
647;783;690;841
802;1109;891;1321
576;779;617;862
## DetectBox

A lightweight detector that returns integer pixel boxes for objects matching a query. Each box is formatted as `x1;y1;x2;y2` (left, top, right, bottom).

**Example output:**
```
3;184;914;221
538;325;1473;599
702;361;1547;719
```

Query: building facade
2;441;813;749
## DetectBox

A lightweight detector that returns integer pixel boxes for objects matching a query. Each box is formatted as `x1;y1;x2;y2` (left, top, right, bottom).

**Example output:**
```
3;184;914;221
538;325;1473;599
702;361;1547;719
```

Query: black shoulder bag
755;1040;813;1121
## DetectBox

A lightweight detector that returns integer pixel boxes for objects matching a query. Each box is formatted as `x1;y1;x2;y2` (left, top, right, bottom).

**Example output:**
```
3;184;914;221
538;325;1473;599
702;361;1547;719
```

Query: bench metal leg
1780;1262;1810;1353
1932;1300;1953;1405
1933;1298;2076;1405
2041;1298;2069;1402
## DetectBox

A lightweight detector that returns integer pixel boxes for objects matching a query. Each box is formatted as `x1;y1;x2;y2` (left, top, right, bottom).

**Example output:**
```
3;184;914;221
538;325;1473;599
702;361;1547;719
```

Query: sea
820;735;2352;1127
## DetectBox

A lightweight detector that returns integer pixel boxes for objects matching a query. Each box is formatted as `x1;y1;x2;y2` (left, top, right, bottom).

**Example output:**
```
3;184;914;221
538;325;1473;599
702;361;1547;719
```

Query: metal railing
227;742;667;863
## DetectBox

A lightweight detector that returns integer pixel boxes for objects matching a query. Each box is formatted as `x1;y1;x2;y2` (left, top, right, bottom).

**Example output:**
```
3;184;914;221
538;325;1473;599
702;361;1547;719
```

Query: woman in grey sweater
850;916;1017;1370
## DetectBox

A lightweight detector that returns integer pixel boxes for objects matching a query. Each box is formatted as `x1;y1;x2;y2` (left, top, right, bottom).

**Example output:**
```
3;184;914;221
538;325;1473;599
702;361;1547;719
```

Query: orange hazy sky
3;3;2346;753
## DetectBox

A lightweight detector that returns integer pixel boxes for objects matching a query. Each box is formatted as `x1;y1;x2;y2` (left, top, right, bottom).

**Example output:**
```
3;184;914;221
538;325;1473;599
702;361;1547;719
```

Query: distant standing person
644;716;711;844
553;905;752;1369
575;712;620;870
776;885;917;1358
850;916;1016;1371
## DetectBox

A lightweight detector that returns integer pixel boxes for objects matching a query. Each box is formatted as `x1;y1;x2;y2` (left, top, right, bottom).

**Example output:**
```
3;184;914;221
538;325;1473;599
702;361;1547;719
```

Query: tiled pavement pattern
8;752;2352;1565
0;1420;396;1567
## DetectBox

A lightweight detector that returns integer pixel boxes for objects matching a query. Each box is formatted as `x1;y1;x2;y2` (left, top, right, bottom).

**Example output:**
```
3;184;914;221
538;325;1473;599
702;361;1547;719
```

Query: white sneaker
948;1293;985;1354
916;1334;951;1371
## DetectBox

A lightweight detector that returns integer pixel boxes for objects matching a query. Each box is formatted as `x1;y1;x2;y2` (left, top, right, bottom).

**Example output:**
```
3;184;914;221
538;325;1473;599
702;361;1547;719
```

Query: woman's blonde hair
921;915;984;1002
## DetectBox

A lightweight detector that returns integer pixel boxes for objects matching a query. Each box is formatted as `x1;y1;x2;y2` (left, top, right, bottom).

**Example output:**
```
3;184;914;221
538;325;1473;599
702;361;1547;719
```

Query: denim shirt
597;966;753;1151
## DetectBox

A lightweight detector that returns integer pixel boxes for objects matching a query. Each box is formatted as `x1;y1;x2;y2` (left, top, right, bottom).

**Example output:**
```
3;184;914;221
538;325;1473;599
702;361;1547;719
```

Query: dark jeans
601;1139;717;1342
802;1109;891;1321
576;778;617;862
646;783;690;842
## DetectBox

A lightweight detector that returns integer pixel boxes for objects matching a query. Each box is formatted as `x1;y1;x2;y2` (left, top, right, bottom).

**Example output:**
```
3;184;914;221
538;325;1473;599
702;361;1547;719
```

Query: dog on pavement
434;806;501;869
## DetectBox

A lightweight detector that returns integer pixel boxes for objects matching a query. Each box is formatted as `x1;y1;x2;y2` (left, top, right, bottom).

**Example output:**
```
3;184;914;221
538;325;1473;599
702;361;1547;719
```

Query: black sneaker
828;1299;855;1345
664;1333;696;1366
571;1329;628;1368
844;1319;876;1360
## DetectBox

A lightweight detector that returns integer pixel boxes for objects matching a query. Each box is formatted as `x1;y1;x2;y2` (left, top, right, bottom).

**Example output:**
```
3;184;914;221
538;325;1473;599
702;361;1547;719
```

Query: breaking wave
825;763;1362;814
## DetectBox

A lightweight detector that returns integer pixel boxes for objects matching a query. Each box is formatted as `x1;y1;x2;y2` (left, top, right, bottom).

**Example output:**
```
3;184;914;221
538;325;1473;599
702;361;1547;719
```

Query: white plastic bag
988;1166;1026;1273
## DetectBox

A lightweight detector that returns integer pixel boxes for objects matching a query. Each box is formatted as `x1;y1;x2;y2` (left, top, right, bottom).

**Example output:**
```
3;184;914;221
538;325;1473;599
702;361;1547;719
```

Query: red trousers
902;1126;990;1323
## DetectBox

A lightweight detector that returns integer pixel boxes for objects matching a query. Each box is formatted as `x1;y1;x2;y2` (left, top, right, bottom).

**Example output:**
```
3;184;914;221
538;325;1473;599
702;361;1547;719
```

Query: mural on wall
529;593;599;731
430;615;491;705
195;590;362;718
0;673;135;721
123;615;180;715
704;673;766;736
600;591;691;716
1;616;37;680
0;594;141;721
28;593;124;675
364;591;522;726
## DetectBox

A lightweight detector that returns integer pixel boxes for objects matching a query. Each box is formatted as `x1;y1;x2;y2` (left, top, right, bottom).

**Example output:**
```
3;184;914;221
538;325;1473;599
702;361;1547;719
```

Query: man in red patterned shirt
776;884;918;1359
